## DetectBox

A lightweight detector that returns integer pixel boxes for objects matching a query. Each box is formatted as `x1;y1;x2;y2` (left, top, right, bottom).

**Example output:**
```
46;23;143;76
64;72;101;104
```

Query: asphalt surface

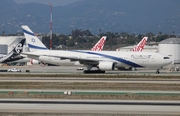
0;89;180;96
0;77;180;83
0;99;180;115
1;65;180;76
1;66;180;115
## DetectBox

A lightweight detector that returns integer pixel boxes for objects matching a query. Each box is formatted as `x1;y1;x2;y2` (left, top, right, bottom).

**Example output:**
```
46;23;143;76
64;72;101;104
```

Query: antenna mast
49;3;53;50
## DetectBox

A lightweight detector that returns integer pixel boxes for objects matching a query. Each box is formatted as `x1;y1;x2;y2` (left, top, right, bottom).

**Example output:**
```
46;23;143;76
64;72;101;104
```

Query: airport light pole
49;3;53;50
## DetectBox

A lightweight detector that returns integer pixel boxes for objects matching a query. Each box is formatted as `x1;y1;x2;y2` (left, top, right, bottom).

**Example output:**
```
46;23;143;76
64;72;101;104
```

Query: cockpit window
164;57;169;59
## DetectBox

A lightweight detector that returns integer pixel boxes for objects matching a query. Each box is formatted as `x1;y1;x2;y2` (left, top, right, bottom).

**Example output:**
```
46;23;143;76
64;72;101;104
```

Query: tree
72;29;82;39
82;30;93;36
155;34;169;42
66;39;75;47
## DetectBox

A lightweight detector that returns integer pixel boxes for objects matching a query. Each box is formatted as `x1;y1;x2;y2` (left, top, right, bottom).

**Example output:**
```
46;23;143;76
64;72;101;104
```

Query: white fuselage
23;50;172;69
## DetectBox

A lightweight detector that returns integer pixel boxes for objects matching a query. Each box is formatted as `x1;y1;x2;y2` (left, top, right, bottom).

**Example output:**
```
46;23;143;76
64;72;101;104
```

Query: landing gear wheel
156;69;160;74
84;70;105;74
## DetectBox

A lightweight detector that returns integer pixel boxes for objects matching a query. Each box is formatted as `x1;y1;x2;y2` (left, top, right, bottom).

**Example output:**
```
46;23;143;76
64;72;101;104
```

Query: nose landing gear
156;69;160;74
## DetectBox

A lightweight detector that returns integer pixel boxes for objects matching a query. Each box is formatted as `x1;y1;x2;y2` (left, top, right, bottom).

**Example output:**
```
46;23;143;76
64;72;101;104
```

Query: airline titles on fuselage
131;55;152;59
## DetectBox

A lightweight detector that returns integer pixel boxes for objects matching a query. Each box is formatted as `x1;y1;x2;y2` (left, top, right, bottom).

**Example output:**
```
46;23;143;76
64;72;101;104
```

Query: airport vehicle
8;68;21;72
76;67;84;70
0;39;25;63
22;25;172;74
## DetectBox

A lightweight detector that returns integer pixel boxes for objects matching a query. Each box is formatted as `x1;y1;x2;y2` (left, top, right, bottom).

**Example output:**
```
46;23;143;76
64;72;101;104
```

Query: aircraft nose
165;58;173;65
169;59;173;64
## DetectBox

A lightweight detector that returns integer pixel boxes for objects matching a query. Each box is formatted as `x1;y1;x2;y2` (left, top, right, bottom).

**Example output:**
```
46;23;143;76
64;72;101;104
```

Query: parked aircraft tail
21;25;48;52
132;37;148;52
91;36;107;51
0;39;26;63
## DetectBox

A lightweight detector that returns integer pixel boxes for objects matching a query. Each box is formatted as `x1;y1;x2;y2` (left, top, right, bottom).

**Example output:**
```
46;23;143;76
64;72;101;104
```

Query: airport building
0;45;8;54
158;38;180;65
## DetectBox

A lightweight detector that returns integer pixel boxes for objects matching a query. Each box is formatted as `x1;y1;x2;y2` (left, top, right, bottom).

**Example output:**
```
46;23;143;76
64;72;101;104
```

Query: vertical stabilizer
0;39;25;63
132;37;148;52
91;36;107;51
22;25;48;52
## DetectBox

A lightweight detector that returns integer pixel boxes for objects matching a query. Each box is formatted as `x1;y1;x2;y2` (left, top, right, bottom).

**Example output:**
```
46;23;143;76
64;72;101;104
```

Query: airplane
21;25;172;74
0;39;26;63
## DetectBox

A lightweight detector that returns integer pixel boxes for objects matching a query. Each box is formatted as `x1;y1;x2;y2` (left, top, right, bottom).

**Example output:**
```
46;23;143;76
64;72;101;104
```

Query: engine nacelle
30;59;41;65
39;56;60;65
98;61;115;71
39;56;52;62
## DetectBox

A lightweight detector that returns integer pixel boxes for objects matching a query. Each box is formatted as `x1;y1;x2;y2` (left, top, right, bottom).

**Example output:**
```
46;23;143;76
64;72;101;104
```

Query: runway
0;99;180;115
1;65;180;76
0;77;180;84
0;89;179;98
0;66;180;115
0;89;180;94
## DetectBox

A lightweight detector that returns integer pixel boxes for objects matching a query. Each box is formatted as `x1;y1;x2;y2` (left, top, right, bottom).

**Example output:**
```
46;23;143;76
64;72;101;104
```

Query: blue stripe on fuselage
28;44;48;50
72;50;144;68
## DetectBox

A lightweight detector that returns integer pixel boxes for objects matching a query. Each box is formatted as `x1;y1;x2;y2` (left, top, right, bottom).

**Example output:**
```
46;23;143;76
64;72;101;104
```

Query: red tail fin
91;36;107;51
132;37;148;52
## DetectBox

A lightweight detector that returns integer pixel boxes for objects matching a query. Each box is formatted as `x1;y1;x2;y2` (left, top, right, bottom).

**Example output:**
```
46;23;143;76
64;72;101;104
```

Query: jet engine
30;59;41;65
39;56;59;65
98;61;115;70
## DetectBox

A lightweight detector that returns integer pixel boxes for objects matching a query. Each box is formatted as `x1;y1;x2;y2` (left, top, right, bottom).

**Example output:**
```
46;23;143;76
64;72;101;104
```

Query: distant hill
1;0;180;35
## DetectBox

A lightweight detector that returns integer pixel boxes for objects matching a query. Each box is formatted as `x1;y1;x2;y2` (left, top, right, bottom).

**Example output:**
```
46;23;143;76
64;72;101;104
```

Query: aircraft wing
22;52;99;65
48;54;99;65
21;52;39;60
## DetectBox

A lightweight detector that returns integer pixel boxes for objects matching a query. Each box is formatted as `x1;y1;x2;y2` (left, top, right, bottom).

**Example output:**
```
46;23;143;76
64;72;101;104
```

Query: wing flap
21;52;40;60
43;55;99;65
22;53;99;65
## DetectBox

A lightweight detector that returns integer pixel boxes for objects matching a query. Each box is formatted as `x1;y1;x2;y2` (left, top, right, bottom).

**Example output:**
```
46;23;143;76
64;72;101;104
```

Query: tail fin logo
91;37;106;51
15;43;23;53
31;38;36;43
132;37;147;52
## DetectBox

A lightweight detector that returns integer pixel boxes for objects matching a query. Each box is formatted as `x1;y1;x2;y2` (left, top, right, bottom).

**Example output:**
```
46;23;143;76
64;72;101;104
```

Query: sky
13;0;81;6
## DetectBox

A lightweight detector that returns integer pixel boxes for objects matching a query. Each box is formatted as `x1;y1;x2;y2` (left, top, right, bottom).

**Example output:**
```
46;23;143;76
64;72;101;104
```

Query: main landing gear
83;65;106;74
83;70;105;74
